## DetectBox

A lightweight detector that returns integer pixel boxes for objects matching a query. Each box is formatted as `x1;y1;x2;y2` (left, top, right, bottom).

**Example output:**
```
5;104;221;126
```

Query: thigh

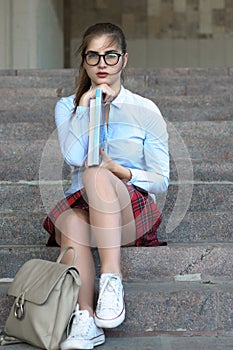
55;208;92;246
105;172;136;246
84;167;136;245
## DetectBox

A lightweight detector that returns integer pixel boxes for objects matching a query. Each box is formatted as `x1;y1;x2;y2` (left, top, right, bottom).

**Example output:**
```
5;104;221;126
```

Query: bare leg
55;208;95;316
82;167;136;276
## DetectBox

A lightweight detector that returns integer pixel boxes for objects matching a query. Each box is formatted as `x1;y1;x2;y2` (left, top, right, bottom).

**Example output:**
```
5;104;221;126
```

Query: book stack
87;89;103;166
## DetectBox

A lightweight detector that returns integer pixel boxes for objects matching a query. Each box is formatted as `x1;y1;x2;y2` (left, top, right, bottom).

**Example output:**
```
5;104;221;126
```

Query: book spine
87;89;102;166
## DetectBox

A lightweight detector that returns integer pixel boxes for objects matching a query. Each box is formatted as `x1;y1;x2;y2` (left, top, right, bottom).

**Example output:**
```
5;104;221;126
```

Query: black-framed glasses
83;51;125;66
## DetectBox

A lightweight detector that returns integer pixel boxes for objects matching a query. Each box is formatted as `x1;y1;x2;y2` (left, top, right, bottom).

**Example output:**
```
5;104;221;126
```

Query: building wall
65;0;233;68
0;0;64;69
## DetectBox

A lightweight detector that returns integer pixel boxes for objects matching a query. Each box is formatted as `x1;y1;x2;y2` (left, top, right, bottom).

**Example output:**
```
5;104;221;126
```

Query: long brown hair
73;23;127;114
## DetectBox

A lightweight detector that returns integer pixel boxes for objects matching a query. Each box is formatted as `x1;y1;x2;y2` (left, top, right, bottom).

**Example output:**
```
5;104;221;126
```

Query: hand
100;148;132;181
99;148;116;173
79;84;117;106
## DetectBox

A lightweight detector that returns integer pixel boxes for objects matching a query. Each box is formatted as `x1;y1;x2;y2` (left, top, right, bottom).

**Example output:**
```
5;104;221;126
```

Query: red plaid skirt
43;183;167;247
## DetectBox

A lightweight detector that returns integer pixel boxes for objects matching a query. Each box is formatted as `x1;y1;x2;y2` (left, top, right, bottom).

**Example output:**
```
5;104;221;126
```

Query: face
83;35;128;91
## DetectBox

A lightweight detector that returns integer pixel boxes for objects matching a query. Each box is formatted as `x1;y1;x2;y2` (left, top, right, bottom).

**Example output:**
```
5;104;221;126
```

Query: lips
97;72;108;78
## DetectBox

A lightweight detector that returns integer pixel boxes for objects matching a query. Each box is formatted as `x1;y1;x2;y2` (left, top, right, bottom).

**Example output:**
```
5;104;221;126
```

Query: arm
55;98;89;166
100;103;169;194
100;148;132;181
55;85;118;167
128;110;170;194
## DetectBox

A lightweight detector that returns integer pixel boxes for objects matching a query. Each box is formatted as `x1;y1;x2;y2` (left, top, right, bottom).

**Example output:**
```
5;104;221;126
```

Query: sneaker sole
60;334;105;350
94;308;125;329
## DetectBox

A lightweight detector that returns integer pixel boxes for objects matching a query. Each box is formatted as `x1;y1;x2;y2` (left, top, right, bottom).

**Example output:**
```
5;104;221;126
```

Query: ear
123;52;128;68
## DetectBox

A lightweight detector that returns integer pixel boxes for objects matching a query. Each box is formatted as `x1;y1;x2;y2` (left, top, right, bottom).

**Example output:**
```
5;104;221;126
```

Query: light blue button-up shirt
55;85;170;201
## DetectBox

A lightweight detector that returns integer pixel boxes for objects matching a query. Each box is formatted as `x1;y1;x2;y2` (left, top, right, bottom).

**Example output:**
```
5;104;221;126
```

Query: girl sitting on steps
43;22;169;350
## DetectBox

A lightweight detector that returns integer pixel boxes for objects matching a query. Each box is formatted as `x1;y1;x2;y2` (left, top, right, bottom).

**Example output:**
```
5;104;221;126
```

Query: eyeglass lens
85;52;122;66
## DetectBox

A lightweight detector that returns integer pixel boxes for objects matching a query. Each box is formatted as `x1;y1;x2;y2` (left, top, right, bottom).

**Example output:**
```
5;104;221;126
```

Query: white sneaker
60;305;105;350
94;273;125;328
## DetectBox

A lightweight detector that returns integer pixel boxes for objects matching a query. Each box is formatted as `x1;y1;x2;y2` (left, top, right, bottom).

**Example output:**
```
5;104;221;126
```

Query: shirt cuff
127;168;138;184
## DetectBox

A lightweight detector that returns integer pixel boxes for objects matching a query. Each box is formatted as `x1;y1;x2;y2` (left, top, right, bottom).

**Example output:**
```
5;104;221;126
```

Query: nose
98;55;106;67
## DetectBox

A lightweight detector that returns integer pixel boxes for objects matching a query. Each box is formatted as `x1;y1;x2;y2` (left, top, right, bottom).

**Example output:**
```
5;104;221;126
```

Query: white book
87;89;103;166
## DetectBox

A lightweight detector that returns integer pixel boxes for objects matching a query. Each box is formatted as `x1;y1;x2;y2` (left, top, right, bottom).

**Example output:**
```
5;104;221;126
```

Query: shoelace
98;276;121;312
69;311;91;337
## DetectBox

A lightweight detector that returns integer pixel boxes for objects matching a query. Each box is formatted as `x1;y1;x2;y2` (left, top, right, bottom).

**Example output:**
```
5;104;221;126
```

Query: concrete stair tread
0;209;232;245
1;81;233;97
1;119;232;138
0;66;231;76
0;335;233;350
1;182;231;212
1;278;233;336
1;157;232;182
1;243;233;280
1;105;232;122
0;67;232;339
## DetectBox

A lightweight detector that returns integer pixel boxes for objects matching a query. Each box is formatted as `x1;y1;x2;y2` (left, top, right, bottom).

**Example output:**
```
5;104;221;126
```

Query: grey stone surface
0;209;232;246
0;183;232;245
0;67;232;341
159;184;233;213
0;335;233;350
0;87;60;98
16;68;77;77
153;95;233;110
1;183;232;214
158;210;233;243
0;99;56;123
1;280;233;336
1;244;233;281
0;212;48;245
0;70;17;76
162;105;233;122
1;119;232;181
0;76;76;90
0;122;55;141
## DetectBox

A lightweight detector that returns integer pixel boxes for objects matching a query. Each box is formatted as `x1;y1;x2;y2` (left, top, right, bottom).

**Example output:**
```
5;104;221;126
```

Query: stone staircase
0;68;232;347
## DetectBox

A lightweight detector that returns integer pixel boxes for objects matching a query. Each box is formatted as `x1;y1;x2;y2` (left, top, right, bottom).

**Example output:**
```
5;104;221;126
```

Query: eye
106;53;118;59
87;52;98;58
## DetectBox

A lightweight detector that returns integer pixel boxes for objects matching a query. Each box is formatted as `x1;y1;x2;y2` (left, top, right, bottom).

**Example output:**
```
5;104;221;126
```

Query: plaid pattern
43;183;167;247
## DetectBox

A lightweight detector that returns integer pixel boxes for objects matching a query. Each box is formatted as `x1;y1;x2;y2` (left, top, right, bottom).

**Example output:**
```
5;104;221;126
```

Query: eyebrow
86;50;120;54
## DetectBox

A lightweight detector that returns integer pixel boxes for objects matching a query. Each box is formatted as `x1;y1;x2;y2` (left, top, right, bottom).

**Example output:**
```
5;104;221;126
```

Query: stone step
1;79;233;98
0;335;232;350
1;273;233;336
2;67;230;76
0;68;232;104
0;183;232;244
0;94;232;111
0;69;76;77
0;97;232;123
1;119;232;184
1;148;232;182
1;183;232;217
0;67;232;82
1;104;232;123
0;207;232;246
0;67;230;83
158;210;233;244
0;87;61;98
0;76;76;90
1;119;232;141
1;244;233;281
1;66;231;77
0;76;233;98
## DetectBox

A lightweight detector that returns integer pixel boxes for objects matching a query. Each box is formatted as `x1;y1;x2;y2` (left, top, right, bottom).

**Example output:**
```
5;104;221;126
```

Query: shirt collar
111;85;126;109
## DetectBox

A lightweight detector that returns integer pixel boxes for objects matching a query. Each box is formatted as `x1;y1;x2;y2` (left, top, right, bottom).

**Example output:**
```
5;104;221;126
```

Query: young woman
43;22;169;350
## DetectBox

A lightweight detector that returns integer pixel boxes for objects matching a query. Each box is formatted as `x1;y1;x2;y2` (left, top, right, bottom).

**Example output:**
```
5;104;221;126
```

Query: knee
83;167;111;189
56;209;87;233
56;209;82;233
